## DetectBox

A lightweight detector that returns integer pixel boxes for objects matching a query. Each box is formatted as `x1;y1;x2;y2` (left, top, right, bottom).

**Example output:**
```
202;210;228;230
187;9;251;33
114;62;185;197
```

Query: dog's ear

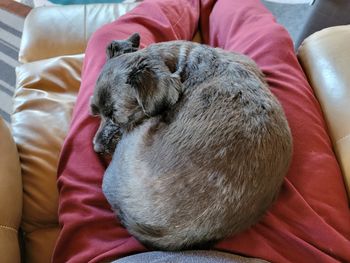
127;57;181;116
127;33;140;48
106;41;121;59
106;33;140;60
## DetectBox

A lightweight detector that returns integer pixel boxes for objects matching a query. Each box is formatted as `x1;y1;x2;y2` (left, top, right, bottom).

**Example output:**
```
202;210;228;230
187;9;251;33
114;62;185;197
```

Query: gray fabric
295;0;350;48
112;250;269;263
0;9;24;125
261;0;311;47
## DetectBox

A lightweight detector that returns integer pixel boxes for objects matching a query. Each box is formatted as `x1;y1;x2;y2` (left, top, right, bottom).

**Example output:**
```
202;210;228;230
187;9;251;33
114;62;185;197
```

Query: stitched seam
0;224;18;233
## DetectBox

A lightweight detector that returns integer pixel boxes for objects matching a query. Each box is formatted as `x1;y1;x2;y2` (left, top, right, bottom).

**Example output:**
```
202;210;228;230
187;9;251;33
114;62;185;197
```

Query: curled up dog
90;33;293;250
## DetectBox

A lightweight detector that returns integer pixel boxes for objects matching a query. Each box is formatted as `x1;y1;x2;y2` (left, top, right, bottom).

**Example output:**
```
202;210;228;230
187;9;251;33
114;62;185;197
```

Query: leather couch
0;3;349;263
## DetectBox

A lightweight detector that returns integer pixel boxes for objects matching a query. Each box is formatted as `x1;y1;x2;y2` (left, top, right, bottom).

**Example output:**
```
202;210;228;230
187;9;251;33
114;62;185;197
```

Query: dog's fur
90;33;293;251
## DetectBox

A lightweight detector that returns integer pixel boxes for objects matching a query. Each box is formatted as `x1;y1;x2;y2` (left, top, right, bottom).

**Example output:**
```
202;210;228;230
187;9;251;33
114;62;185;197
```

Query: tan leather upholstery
19;3;139;63
298;25;350;200
13;55;83;262
13;3;138;262
0;117;22;263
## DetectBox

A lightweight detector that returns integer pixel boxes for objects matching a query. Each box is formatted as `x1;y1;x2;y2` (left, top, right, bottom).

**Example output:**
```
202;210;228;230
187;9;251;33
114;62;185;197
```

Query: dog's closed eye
90;103;100;117
89;95;101;117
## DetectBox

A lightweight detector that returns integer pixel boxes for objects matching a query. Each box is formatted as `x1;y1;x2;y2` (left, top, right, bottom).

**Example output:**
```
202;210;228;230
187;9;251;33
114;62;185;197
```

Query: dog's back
101;41;292;250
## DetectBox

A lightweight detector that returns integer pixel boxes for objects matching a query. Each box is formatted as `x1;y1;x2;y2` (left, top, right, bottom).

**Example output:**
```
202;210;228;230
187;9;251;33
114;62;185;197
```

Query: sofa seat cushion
12;54;83;263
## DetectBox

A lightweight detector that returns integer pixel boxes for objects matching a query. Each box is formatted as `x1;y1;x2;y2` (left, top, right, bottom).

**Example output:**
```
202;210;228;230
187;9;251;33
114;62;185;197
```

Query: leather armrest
19;3;139;63
0;117;22;263
297;25;350;201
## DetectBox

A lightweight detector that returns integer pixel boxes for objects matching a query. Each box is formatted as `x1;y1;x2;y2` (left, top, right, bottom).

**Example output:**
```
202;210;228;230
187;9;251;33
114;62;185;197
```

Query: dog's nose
93;143;105;154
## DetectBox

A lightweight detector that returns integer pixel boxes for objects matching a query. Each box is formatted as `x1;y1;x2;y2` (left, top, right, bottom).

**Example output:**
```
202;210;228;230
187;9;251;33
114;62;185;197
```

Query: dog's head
90;33;140;154
91;33;182;154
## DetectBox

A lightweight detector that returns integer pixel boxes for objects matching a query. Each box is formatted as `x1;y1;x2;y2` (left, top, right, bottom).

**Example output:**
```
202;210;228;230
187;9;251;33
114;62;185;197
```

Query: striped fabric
0;9;24;125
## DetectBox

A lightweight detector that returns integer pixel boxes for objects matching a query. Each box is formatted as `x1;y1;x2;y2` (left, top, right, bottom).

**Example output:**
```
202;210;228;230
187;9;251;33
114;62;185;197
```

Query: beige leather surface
19;3;139;63
298;25;350;201
0;117;22;263
12;54;83;262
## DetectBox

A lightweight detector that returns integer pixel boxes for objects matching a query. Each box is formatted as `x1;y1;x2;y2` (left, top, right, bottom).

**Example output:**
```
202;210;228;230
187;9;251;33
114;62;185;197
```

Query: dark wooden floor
0;0;31;17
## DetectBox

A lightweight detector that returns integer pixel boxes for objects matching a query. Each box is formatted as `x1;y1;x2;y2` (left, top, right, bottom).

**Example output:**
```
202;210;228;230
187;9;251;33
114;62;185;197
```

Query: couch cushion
12;54;83;263
19;3;139;63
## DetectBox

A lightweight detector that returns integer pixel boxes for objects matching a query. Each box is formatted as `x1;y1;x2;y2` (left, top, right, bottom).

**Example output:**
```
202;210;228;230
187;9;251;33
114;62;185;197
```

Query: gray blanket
113;250;268;263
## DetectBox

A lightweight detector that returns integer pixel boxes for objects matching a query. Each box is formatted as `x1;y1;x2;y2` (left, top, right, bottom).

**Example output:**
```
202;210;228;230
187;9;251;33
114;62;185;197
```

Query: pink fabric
53;0;350;262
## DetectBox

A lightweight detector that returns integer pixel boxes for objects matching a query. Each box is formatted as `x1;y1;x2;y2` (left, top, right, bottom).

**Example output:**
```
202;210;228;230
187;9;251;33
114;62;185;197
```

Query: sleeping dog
90;33;292;250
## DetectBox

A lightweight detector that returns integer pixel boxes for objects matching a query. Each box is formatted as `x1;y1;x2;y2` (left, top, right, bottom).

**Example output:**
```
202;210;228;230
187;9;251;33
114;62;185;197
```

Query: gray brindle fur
90;33;292;250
